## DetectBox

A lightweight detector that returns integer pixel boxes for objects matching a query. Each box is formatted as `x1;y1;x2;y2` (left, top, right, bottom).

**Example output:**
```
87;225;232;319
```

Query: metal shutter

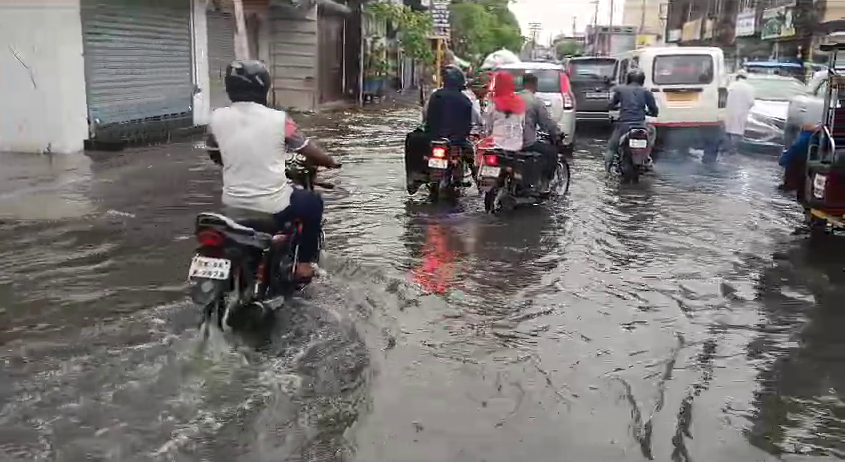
80;0;193;128
207;10;236;110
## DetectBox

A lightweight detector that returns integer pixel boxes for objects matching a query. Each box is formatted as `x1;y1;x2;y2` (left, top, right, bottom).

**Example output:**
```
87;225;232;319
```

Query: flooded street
1;106;845;462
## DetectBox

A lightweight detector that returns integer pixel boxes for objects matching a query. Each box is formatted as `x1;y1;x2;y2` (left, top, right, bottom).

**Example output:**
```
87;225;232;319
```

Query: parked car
727;74;807;153
565;57;618;123
744;61;806;82
492;61;577;154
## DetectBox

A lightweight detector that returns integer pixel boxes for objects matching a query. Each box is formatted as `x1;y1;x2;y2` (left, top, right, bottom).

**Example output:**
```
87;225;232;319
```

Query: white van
613;47;727;155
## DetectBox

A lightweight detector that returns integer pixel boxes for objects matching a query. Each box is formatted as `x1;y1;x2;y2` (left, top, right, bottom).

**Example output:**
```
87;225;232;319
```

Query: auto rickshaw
802;37;845;237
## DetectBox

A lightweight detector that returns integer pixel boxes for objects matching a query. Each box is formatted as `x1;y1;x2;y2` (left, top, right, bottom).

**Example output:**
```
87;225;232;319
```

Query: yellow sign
682;18;702;42
636;34;655;48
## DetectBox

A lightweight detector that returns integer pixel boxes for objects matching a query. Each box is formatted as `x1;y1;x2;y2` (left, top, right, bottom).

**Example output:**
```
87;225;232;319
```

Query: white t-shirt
209;102;306;214
484;104;525;151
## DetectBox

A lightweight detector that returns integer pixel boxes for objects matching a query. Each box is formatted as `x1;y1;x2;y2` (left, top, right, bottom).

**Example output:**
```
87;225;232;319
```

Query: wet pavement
1;107;844;462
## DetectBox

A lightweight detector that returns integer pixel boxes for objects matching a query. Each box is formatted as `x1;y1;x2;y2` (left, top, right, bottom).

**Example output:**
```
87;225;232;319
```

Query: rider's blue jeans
272;188;324;263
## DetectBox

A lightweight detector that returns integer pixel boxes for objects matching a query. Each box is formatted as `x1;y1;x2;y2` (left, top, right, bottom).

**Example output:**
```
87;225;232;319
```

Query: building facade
664;0;842;72
622;0;667;37
0;0;357;154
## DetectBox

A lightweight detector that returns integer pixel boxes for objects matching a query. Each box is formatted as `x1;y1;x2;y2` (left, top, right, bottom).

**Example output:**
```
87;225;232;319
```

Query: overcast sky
510;0;624;43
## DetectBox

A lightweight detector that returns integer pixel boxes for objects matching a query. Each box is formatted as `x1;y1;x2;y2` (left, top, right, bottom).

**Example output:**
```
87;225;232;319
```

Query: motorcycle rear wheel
552;160;571;196
620;154;639;184
484;188;498;213
428;183;440;203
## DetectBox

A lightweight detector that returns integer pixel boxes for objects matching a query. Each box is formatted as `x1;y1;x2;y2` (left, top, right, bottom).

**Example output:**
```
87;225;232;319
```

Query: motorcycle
613;125;654;184
187;154;335;334
477;132;571;214
425;138;474;203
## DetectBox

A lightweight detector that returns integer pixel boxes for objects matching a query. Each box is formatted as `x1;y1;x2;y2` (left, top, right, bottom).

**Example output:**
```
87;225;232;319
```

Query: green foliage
366;2;434;67
448;0;523;64
364;39;389;78
555;41;582;60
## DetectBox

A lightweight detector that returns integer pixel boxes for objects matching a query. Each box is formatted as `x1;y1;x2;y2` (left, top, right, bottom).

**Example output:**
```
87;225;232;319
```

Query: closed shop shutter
80;0;193;135
207;10;236;110
270;4;318;111
317;10;345;103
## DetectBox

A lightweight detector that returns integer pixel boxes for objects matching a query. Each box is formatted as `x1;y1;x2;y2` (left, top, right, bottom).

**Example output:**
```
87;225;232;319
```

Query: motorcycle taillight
432;147;447;158
197;230;224;247
484;154;498;167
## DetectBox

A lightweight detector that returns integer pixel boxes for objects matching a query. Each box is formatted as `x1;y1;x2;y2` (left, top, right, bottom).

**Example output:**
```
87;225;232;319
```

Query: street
1;106;844;462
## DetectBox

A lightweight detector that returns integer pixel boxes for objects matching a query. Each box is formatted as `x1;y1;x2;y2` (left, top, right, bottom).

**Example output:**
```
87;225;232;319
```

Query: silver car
726;74;807;153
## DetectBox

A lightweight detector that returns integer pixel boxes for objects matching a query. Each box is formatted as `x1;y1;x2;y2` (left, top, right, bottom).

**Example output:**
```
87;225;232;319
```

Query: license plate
428;158;448;169
628;139;648;149
665;92;698;104
480;165;501;177
586;92;609;99
189;256;231;280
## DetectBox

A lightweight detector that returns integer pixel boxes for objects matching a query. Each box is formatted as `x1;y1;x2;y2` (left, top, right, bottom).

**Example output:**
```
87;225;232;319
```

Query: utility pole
609;0;615;27
572;15;577;36
640;0;647;33
528;22;542;60
590;1;599;55
233;0;249;60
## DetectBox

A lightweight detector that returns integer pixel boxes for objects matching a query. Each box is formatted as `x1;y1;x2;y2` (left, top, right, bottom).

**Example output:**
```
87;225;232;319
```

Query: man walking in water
723;70;756;156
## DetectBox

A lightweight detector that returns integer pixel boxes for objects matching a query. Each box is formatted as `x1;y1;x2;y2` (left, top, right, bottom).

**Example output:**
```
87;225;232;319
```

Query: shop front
80;0;195;143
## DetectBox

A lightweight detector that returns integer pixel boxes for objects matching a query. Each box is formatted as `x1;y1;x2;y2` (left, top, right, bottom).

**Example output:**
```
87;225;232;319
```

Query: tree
366;2;434;67
555;41;581;60
448;0;523;63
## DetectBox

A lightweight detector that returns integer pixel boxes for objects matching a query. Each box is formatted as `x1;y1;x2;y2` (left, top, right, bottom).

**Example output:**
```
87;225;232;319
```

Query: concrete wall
0;0;88;154
192;0;212;126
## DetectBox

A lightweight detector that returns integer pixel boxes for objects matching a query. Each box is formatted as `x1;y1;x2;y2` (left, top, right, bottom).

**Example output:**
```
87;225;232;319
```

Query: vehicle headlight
813;173;827;199
745;113;784;142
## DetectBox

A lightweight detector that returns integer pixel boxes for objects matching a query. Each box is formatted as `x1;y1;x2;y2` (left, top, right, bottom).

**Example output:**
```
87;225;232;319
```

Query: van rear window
653;55;714;85
569;59;616;81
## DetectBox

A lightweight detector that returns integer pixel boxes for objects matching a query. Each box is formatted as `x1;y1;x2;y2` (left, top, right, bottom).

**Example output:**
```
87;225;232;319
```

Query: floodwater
0;107;844;462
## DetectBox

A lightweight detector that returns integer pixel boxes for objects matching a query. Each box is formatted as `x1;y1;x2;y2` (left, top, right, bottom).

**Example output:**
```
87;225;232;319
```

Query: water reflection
747;239;845;457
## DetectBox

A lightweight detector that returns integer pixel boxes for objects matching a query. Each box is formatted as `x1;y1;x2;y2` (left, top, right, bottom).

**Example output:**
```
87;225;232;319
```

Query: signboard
667;29;681;43
636;34;656;48
681;18;702;42
761;5;795;40
430;0;450;38
703;19;714;39
735;10;756;37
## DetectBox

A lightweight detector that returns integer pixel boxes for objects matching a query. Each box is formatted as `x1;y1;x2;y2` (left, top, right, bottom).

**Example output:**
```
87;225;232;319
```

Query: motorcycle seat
197;212;292;241
516;150;544;157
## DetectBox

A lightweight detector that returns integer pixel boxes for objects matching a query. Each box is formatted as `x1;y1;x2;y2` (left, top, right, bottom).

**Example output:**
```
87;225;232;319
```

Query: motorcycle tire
620;154;638;184
553;160;571;196
484;188;498;213
428;183;440;203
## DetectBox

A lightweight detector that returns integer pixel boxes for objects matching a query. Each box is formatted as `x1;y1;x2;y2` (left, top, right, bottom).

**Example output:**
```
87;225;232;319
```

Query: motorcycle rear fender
190;278;228;306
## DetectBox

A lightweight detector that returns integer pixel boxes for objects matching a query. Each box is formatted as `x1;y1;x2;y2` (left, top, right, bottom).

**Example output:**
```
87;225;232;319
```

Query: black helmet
225;60;271;104
626;68;645;86
441;65;466;90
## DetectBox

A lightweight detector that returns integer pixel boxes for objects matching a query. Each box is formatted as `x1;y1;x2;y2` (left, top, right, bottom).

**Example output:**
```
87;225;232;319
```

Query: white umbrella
481;49;521;70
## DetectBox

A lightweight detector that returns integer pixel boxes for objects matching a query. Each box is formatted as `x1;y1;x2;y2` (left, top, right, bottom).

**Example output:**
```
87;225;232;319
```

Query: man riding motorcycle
605;68;659;172
519;72;562;191
423;65;478;181
204;60;341;281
